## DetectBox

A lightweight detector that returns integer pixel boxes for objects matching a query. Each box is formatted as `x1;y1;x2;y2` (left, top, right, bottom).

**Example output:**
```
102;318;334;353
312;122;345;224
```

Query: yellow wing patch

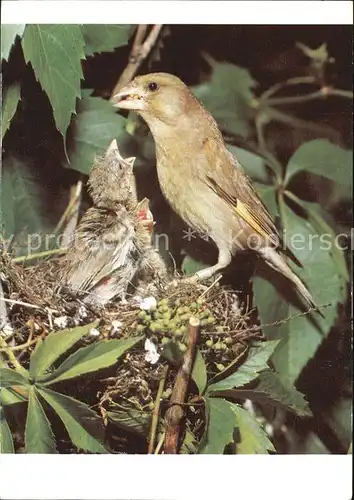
206;176;278;246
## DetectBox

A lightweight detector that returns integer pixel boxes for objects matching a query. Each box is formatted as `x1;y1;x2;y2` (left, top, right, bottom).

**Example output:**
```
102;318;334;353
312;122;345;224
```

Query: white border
0;454;353;499
1;1;353;25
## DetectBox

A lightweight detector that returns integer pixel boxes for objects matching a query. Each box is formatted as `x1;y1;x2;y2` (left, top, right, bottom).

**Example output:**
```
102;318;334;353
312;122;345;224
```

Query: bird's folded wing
205;174;280;247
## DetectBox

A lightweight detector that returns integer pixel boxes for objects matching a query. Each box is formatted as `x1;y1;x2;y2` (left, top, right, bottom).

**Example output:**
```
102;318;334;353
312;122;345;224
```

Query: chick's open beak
112;84;147;111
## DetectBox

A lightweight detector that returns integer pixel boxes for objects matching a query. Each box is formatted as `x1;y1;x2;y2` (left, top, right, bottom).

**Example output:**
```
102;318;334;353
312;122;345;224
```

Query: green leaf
1;387;28;406
2;82;21;139
199;397;236;454
207;341;280;393
181;254;208;276
191;349;208;394
324;397;352;450
0;368;29;388
29;321;99;380
284;139;353;187
1;155;54;254
255;184;279;220
288;196;349;282
1;24;25;61
224;370;312;418
25;387;57;453
180;429;198;454
21;24;85;138
38;387;108;453
227;145;270;184
0;407;14;453
253;201;347;384
67;90;131;174
81;24;134;55
231;404;275;454
193;57;257;138
39;336;142;385
107;407;150;436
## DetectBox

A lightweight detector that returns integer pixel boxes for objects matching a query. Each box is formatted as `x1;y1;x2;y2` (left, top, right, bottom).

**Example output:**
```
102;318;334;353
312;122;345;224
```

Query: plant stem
266;90;325;106
12;248;67;263
148;364;168;454
260;76;317;102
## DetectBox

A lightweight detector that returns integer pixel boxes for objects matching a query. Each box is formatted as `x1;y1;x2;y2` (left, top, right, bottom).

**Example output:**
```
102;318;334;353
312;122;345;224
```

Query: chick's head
89;140;137;209
112;73;194;126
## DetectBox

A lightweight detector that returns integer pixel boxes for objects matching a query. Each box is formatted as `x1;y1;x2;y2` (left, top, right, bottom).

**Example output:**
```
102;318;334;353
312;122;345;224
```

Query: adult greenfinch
113;73;317;311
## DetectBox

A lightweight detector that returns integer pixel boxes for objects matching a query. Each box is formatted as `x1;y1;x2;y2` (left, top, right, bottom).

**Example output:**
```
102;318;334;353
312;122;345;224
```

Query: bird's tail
258;246;319;313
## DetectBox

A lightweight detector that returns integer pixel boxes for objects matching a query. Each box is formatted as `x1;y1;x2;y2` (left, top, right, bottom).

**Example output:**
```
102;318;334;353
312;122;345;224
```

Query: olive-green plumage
113;73;317;311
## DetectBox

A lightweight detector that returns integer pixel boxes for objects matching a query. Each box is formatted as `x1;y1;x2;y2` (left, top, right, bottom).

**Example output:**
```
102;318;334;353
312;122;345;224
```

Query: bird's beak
112;83;147;111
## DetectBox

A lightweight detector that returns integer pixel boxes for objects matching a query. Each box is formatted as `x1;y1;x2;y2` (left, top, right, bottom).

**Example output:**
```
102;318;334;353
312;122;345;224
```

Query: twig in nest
199;274;222;300
110;24;164;97
164;316;200;454
147;364;168;454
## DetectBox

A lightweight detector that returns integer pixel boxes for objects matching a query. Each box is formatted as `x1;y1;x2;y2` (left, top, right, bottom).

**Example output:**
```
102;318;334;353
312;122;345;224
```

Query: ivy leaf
193;56;257;138
0;407;14;453
284;139;353;187
1;24;25;61
199;397;236;454
67;90;132;174
253;201;347;384
2;82;21;139
231;403;275;454
81;25;134;55
38;387;108;453
39;336;142;385
223;370;312;418
29;321;99;380
0;368;29;388
25;387;57;453
207;341;280;393
191;349;208;394
21;24;85;138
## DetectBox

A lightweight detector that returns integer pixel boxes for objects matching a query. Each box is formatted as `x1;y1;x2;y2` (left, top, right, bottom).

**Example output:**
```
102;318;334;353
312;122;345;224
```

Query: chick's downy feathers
61;141;167;306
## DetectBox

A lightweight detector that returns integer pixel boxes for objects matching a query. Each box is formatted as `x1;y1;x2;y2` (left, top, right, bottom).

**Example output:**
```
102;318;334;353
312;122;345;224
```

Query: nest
1;250;264;452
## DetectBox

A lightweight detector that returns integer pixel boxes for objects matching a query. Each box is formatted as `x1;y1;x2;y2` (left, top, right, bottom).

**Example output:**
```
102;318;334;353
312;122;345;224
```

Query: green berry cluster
136;297;216;347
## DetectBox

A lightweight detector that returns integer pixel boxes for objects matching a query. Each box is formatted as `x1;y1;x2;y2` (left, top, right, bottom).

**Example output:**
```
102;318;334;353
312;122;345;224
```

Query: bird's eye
148;82;159;92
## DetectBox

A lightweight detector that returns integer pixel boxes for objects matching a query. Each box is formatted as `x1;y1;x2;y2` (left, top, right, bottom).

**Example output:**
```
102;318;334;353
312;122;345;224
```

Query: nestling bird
113;73;317;311
61;140;167;306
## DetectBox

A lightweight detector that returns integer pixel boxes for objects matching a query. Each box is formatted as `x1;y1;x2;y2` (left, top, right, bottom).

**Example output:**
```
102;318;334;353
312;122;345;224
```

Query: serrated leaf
231;403;275;454
193;57;257;138
191;349;208;395
38;387;108;453
0;406;14;453
207;341;280;393
223;370;312;418
285;139;353;187
1;24;25;61
81;24;134;55
25;387;57;453
0;368;29;388
199;397;236;454
29;320;99;380
107;407;150;436
67;90;132;174
39;336;142;385
253;201;347;384
2;82;21;139
21;24;85;138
